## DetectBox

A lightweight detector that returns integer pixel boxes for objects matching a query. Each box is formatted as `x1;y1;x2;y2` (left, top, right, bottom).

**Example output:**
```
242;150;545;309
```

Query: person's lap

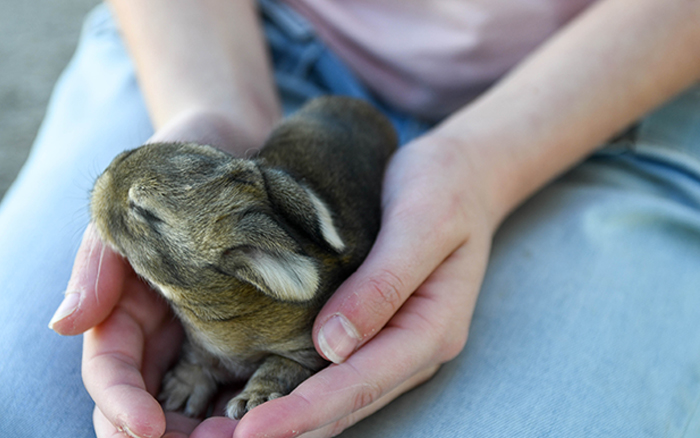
1;4;698;437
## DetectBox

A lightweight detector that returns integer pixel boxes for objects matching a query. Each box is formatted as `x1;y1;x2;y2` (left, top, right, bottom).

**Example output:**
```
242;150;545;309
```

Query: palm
83;245;247;437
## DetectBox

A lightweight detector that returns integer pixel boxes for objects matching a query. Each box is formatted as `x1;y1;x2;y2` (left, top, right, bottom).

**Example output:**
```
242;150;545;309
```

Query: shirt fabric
283;0;595;120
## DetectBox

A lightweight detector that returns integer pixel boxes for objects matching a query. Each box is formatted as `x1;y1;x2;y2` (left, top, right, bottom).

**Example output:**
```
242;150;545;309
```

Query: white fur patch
153;283;176;301
248;251;320;302
304;188;346;252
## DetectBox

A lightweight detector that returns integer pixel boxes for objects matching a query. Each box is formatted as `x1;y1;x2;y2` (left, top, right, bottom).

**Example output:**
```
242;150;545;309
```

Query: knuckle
320;380;382;438
402;300;467;363
407;303;468;363
351;381;382;413
437;327;469;362
343;361;384;413
360;269;405;319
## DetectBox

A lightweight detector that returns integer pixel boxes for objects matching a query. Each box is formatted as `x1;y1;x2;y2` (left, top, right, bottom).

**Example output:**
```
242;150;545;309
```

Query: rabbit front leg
159;338;223;417
226;354;316;419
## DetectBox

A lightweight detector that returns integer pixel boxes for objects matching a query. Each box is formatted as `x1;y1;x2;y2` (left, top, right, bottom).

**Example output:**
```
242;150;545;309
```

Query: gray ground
0;0;99;202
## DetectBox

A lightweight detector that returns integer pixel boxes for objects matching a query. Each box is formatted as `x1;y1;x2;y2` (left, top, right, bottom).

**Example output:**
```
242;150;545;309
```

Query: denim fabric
258;0;434;145
1;3;699;437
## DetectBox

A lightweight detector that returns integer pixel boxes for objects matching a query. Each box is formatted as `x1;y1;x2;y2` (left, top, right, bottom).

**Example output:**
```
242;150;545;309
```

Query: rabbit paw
225;388;283;420
159;362;217;417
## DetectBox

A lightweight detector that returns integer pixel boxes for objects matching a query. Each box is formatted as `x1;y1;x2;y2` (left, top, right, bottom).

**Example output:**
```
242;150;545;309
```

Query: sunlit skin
50;0;700;436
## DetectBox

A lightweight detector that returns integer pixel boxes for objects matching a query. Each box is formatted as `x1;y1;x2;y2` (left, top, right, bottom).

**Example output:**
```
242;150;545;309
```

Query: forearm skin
432;0;700;229
107;0;282;155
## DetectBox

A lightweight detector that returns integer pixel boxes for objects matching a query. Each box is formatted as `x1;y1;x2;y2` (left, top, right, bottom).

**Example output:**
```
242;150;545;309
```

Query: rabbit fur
90;96;398;419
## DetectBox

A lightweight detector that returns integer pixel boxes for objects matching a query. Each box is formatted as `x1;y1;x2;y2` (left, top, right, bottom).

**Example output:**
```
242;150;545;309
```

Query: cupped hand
233;134;497;437
49;110;271;438
51;223;219;438
50;127;495;438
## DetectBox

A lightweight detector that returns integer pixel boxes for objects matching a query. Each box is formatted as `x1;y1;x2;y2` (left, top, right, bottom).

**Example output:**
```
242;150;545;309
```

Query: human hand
49;109;275;438
50;223;173;437
52;221;254;437
232;134;497;437
50;127;495;438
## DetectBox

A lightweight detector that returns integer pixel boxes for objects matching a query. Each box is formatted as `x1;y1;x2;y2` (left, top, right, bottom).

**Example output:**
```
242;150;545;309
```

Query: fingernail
118;424;147;438
318;314;360;364
48;291;80;330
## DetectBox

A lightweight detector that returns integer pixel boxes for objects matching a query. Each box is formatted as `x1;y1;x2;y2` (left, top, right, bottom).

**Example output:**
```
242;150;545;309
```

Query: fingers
236;312;444;438
236;239;486;438
238;366;438;438
83;309;165;438
50;223;128;335
189;417;238;438
83;276;178;438
94;407;127;438
94;406;212;438
237;244;484;438
302;365;439;438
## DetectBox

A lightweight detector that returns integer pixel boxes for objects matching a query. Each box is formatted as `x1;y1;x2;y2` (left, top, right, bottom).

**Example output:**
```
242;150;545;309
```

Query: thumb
313;199;467;364
49;223;128;335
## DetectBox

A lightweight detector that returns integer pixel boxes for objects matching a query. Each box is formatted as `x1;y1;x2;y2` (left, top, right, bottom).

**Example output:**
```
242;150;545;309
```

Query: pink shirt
283;0;595;120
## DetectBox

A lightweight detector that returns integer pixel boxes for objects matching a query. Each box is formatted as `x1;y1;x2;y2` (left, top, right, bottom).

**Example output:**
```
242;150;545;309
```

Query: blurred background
0;0;99;201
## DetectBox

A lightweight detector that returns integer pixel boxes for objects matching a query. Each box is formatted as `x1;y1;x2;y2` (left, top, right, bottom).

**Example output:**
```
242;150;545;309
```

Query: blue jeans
1;3;700;437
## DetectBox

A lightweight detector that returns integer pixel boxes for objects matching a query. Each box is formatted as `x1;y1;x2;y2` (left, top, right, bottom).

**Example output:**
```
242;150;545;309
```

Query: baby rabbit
90;96;398;419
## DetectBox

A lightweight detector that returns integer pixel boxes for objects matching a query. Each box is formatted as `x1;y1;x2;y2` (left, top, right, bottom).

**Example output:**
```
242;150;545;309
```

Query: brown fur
90;96;397;419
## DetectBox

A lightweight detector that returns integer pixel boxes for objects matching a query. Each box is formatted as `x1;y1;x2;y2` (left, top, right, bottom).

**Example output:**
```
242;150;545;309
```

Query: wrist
147;107;280;157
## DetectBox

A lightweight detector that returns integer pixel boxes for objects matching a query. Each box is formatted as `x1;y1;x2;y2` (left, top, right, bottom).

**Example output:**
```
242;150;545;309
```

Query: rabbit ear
220;245;320;302
259;167;345;253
